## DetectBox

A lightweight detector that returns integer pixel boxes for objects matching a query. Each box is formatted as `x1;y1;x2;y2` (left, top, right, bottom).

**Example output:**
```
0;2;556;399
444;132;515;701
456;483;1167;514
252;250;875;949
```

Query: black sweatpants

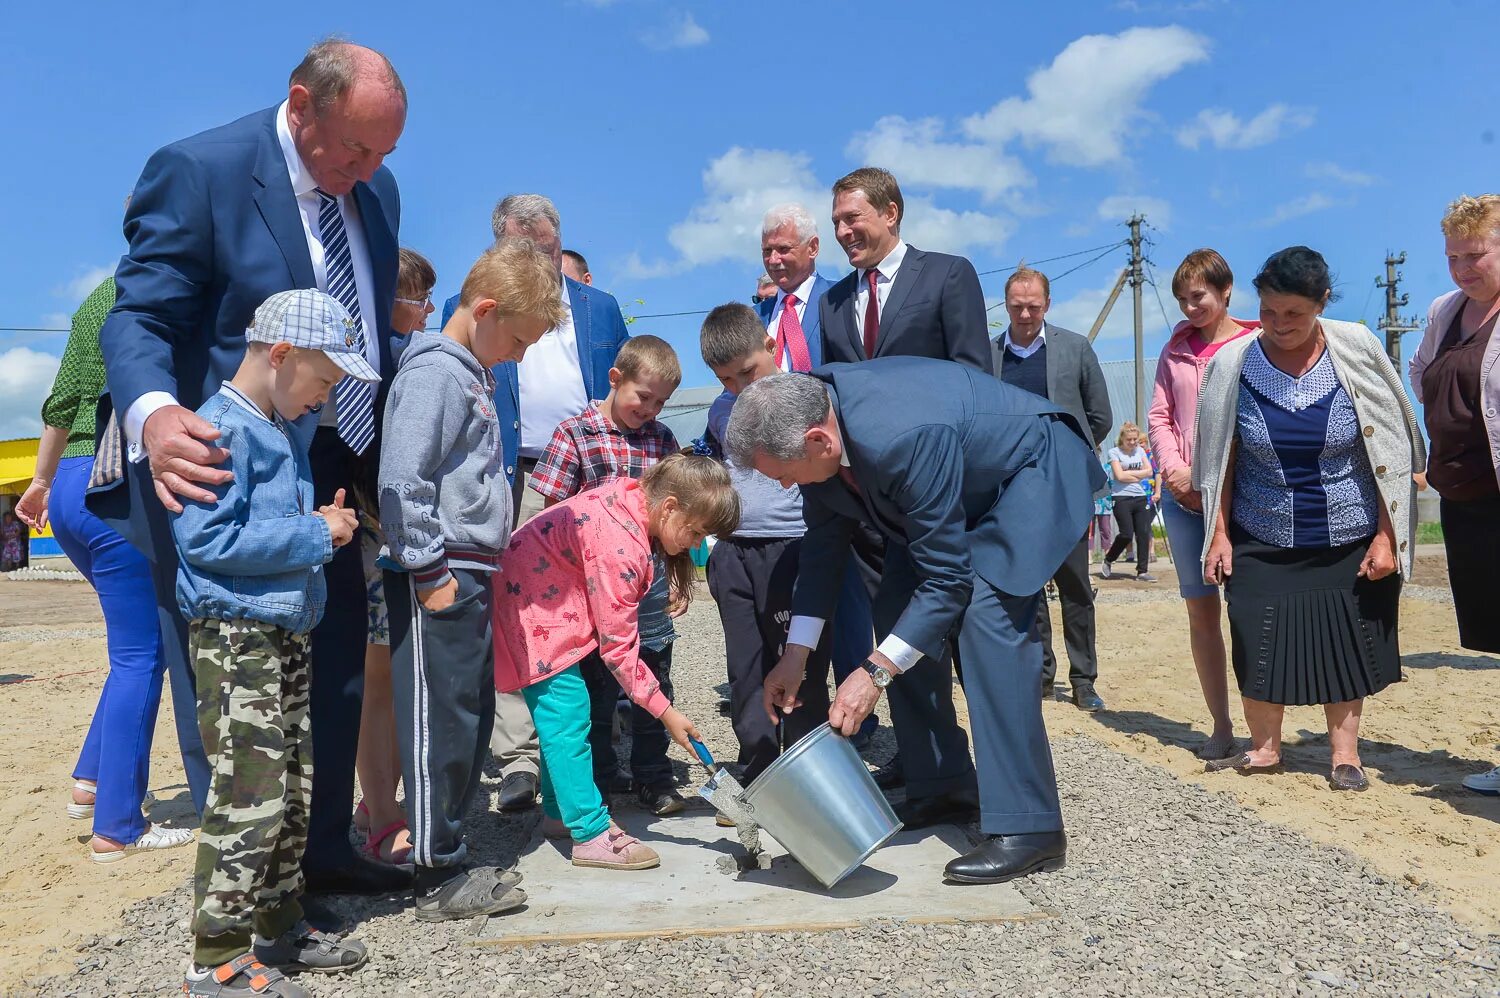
580;643;674;791
387;567;497;872
1037;534;1098;691
706;536;832;784
1106;496;1153;575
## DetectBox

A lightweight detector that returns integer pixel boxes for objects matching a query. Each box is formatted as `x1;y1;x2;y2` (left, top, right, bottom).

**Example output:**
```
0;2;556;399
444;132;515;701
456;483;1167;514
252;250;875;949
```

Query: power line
985;242;1124;312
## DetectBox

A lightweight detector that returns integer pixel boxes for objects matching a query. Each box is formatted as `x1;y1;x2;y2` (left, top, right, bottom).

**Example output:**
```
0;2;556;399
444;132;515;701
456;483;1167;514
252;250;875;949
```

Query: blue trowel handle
687;737;715;769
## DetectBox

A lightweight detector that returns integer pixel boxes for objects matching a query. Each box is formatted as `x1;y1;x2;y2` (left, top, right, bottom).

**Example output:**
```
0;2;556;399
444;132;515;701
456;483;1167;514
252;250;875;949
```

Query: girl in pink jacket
1148;248;1257;760
494;454;739;870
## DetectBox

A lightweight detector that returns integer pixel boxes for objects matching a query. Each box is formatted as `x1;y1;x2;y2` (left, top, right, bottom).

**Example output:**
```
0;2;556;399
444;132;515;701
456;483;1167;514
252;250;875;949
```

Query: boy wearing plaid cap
172;289;376;997
527;334;685;816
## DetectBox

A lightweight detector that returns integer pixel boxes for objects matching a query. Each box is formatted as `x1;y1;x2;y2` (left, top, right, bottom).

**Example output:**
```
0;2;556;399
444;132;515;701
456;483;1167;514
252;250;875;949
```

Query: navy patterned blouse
1230;341;1380;548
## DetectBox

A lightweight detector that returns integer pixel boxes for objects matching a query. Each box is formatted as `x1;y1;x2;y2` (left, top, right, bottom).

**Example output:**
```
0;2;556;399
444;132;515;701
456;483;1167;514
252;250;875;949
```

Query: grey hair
761;203;818;243
289;38;406;114
492;193;562;242
724;373;831;467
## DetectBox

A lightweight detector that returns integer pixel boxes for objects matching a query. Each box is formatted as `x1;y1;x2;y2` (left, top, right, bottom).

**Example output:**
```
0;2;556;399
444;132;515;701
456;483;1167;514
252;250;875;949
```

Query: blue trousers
51;455;203;843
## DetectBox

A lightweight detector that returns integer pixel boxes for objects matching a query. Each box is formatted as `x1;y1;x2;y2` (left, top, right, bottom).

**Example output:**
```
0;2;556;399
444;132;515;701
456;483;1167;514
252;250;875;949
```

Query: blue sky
1;0;1491;438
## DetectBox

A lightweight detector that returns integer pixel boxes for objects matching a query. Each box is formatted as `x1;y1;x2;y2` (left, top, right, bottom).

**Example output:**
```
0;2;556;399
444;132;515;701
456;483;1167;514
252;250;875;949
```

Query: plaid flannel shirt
529;402;680;502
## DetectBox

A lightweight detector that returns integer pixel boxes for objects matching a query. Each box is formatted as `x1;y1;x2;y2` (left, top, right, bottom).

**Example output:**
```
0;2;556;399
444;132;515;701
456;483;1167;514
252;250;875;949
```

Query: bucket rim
741;721;840;804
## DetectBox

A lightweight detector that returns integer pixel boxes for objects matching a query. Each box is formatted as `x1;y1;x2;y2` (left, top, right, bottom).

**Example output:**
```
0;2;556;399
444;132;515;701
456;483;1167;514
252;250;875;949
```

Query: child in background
172;289;376;997
379;240;565;921
353;247;437;865
527;335;685;816
494;454;738;870
697;303;835;788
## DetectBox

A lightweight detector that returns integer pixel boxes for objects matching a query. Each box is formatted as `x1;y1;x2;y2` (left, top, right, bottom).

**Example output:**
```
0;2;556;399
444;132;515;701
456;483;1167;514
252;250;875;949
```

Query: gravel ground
17;594;1499;998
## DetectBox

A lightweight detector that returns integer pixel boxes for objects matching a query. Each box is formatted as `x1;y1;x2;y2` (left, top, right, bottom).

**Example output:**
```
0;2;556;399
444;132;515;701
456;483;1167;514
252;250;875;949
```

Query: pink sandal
353;800;370;836
360;820;412;866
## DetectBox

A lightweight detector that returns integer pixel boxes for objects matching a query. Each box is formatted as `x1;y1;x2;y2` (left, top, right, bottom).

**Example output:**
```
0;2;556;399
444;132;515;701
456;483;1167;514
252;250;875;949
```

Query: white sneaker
1461;766;1500;796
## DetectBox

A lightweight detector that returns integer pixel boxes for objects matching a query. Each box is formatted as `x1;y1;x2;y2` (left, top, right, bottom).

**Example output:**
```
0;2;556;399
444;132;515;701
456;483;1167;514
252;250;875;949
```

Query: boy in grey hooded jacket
377;241;565;921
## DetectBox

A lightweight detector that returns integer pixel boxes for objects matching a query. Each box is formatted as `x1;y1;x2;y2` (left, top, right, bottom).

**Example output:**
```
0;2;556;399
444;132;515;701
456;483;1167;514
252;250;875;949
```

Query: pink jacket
492;478;670;718
1147;319;1259;478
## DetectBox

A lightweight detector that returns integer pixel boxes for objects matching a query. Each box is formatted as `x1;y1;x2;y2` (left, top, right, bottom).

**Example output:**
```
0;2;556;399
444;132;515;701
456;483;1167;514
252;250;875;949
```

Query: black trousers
1036;534;1098;691
388;566;497;870
706;536;832;784
581;644;673;790
1105;495;1153;575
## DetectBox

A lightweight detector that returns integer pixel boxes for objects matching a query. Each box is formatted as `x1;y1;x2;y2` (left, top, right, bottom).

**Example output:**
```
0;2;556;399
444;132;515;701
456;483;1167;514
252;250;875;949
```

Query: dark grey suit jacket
991;324;1112;448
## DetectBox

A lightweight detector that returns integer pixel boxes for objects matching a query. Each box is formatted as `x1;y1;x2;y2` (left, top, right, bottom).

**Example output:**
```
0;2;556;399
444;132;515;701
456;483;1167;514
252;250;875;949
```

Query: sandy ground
0;551;1496;991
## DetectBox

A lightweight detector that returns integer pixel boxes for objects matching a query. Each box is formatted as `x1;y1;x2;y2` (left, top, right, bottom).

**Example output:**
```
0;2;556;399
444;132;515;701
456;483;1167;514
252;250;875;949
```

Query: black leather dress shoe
304;854;414;896
1072;686;1105;712
943;830;1067;884
871;754;905;790
895;791;980;829
497;772;540;812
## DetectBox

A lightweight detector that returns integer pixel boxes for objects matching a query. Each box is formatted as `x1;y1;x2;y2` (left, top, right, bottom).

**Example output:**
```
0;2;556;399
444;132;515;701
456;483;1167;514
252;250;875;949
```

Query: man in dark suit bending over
725;360;1105;883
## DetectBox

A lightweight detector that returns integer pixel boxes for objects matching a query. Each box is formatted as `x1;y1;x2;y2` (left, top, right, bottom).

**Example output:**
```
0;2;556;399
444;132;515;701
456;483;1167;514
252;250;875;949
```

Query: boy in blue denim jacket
171;289;377;998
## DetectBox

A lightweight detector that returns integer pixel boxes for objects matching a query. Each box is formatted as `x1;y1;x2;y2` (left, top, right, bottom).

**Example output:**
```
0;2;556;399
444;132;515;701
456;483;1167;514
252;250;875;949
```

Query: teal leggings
522;666;611;842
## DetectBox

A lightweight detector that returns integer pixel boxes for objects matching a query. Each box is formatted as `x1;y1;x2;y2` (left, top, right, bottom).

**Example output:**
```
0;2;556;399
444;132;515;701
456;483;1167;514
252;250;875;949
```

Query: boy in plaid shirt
527;334;685;815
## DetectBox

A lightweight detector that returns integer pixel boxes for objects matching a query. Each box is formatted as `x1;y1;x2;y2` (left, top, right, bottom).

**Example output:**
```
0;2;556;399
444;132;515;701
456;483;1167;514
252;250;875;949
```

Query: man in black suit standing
992;268;1113;712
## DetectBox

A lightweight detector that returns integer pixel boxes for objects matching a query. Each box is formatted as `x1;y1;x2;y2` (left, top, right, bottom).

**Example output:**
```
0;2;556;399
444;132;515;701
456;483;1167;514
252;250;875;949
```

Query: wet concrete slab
473;806;1046;946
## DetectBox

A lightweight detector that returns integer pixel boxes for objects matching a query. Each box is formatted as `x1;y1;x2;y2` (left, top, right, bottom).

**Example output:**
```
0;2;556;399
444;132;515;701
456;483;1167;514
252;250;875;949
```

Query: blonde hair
458;239;565;329
613;334;682;387
1116;421;1143;448
640;454;739;609
1441;194;1500;240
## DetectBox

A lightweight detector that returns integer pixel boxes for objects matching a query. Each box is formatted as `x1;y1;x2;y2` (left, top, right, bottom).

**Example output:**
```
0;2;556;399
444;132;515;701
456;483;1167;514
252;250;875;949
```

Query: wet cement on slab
473;806;1046;946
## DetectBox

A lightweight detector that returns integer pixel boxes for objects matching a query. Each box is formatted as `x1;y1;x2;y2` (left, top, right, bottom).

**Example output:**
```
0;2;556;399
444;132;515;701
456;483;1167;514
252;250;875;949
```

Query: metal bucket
742;722;903;888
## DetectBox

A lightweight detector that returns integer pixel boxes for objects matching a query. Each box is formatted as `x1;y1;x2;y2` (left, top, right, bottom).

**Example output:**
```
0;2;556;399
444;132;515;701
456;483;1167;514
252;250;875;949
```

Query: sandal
1203;752;1283;775
253;921;366;974
413;866;527;922
353;800;370;837
67;780;96;820
91;823;194;863
183;953;310;997
359;819;412;866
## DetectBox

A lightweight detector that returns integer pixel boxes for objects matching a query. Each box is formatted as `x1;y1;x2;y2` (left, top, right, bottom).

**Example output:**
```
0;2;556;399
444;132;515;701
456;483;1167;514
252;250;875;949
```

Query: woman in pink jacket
1148;249;1258;759
494;454;739;870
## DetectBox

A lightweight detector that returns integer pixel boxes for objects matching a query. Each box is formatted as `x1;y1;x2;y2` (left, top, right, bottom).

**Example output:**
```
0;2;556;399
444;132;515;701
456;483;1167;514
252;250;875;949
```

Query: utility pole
1127;214;1146;426
1376;251;1420;370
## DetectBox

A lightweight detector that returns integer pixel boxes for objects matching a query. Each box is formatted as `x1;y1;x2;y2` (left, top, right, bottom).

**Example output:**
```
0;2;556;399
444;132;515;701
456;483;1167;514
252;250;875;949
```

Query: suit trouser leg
579;652;620;789
958;582;1064;836
489;466;541;780
389;568;496;871
873;549;975;802
1038;536;1097;691
708;539;780;781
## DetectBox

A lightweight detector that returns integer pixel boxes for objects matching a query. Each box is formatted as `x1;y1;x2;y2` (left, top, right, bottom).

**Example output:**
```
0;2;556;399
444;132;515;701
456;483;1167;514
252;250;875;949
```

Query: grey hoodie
378;332;513;591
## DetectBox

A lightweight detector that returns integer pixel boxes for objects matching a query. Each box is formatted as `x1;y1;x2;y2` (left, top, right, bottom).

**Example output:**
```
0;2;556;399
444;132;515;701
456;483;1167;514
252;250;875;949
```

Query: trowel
687;737;762;857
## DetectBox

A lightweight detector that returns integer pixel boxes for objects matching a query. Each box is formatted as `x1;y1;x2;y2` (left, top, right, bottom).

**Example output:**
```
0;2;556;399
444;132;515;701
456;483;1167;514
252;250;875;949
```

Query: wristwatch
862;659;894;689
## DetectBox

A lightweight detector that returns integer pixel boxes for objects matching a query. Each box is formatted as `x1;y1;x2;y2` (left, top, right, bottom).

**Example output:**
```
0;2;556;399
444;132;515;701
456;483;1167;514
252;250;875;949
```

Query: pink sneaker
570;827;660;870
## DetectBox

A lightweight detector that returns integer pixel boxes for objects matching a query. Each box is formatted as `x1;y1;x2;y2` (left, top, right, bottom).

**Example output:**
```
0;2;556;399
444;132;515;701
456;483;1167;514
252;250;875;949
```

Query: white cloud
846;116;1031;202
1097;194;1172;230
900;196;1014;257
57;264;115;305
1046;272;1136;344
0;348;62;440
1306;161;1376;187
962;26;1210;167
1257;193;1336;228
641;11;709;50
1176;104;1315;150
621;147;824;278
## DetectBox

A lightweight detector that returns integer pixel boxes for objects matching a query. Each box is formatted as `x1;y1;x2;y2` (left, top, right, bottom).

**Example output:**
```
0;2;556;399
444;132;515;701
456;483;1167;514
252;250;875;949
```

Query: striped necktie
316;189;376;455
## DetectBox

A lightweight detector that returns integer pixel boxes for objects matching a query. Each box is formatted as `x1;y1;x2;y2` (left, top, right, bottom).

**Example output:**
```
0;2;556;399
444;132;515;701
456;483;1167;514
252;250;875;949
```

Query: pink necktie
862;269;881;359
776;293;814;372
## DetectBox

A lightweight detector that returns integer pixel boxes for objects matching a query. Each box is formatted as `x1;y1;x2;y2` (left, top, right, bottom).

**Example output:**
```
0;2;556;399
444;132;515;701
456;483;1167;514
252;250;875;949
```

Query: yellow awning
0;438;40;493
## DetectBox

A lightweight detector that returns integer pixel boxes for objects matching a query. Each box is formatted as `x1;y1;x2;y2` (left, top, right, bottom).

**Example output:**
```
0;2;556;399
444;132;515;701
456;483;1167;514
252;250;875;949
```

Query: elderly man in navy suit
97;40;411;905
725;359;1104;883
439;193;631;812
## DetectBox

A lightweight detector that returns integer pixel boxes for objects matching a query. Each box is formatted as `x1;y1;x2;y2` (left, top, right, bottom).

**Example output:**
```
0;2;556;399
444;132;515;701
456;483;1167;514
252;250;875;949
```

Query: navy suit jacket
818;247;992;374
102;105;400;434
791;358;1105;660
754;274;834;368
441;279;630;484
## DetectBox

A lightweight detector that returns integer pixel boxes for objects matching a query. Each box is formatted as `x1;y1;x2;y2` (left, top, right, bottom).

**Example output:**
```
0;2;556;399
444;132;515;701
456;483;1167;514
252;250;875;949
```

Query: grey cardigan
1192;319;1426;579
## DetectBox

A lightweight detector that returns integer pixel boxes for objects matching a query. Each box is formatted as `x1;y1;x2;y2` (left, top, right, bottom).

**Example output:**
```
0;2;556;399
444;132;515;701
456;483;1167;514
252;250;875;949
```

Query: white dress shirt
783;410;923;674
516;280;589;459
852;241;909;332
1001;322;1048;359
124;100;380;454
765;272;818;372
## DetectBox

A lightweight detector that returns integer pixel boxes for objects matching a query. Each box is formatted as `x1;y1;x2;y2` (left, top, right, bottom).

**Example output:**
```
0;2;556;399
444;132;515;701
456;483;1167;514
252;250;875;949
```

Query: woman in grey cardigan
1193;247;1424;793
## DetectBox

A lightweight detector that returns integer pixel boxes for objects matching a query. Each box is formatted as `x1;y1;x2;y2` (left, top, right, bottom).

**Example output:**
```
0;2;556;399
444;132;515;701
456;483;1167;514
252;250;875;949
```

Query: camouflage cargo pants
189;618;311;966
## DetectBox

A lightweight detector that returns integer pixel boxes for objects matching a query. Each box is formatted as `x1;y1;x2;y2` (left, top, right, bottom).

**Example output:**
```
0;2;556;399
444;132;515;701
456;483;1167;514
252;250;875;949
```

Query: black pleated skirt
1440;495;1500;654
1224;522;1401;706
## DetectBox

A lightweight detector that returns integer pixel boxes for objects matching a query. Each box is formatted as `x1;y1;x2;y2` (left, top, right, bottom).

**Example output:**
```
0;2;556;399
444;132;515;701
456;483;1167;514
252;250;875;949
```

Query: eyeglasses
395;293;432;307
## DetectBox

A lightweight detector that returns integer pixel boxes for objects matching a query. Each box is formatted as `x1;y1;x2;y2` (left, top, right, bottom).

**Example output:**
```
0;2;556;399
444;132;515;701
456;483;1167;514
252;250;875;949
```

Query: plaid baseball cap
245;289;380;383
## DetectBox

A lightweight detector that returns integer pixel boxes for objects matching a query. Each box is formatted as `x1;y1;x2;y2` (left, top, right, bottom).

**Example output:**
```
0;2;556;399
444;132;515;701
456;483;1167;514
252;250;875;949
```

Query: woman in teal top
16;277;206;861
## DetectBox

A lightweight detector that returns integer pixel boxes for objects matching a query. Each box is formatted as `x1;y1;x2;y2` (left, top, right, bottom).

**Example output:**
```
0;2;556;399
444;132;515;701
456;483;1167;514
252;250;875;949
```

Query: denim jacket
171;384;333;634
